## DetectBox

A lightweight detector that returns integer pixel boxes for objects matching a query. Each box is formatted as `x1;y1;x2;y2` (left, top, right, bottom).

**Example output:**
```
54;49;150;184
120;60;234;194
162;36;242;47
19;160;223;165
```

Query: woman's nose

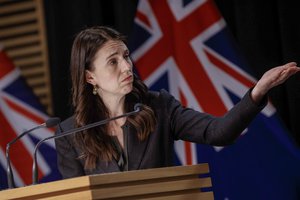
121;57;132;71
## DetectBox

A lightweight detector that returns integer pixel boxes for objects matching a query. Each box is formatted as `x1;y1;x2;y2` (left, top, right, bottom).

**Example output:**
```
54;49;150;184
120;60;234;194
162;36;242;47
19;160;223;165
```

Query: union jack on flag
130;0;300;199
0;47;60;189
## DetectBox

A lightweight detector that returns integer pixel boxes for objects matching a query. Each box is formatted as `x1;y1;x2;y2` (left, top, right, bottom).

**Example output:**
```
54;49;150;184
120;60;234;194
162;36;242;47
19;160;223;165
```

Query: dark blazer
55;89;266;179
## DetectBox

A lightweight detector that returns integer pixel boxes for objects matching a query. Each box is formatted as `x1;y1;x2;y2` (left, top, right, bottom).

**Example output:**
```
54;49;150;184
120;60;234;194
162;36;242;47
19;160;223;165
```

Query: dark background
43;0;300;145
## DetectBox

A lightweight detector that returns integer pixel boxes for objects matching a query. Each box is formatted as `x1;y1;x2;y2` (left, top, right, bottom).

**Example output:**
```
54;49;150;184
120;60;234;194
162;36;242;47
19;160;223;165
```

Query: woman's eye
124;53;131;60
109;59;117;65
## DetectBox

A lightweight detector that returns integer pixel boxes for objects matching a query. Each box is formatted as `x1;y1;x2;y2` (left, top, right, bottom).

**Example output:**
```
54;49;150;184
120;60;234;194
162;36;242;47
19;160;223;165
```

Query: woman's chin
122;86;133;95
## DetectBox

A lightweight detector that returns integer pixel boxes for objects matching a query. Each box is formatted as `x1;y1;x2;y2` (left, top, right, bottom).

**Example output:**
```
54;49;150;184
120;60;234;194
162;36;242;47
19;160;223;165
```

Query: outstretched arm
251;62;300;103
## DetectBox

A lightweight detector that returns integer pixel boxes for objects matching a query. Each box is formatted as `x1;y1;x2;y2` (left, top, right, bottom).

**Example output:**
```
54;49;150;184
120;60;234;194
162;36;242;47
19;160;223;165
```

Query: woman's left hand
251;62;300;103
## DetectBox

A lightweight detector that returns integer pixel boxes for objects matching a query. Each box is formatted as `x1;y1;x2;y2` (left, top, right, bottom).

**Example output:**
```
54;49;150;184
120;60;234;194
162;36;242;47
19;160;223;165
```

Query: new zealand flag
130;0;300;199
0;48;61;189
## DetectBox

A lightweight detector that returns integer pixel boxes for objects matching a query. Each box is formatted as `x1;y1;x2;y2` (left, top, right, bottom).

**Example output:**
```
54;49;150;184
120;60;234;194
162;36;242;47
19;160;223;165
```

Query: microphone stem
6;124;44;189
6;145;15;188
8;124;44;146
32;108;140;184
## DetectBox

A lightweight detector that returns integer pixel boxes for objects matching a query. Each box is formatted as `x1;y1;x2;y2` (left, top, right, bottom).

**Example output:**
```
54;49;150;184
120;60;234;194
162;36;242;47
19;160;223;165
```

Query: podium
0;163;213;200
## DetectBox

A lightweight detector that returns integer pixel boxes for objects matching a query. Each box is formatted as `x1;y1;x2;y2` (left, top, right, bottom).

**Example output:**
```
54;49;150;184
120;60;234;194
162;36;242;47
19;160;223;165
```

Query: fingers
282;62;297;71
284;62;297;67
274;63;300;86
280;62;300;75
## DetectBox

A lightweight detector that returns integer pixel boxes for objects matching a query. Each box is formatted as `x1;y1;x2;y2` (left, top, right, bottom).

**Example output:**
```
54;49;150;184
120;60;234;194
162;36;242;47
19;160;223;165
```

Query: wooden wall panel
0;0;53;114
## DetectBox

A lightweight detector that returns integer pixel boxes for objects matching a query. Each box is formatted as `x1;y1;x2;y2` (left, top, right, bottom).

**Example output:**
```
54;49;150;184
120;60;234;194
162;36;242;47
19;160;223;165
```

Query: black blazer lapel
127;125;150;170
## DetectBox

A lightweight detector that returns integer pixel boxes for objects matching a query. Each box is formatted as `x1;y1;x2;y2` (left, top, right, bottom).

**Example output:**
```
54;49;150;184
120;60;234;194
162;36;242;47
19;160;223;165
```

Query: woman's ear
85;70;95;85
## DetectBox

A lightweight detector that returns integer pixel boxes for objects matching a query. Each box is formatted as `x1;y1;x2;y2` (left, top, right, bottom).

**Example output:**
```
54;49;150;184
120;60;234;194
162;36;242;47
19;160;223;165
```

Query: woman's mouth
122;75;133;82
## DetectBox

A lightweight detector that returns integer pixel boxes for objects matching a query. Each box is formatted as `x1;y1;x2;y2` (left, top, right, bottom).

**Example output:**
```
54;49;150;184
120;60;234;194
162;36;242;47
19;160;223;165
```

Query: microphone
32;103;143;184
6;117;61;189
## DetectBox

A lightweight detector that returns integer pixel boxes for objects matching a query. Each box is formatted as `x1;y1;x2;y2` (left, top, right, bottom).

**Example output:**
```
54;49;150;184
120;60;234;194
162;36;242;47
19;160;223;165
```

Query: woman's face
86;40;133;99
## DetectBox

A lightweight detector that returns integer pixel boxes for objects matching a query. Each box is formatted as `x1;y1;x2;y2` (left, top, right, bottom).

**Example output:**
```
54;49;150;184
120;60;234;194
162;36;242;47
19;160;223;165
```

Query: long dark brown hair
70;26;156;169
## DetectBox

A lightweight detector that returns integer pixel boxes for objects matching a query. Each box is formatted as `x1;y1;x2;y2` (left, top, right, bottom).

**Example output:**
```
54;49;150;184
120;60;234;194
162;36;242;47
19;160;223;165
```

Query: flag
0;47;61;189
130;0;300;199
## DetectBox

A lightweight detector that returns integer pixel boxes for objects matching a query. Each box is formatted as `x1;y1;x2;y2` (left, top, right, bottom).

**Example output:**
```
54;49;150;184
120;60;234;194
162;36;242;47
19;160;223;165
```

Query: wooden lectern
0;163;213;200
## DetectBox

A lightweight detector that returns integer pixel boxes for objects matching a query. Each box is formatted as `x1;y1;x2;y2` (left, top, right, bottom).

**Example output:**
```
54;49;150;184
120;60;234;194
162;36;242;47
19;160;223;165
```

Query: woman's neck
102;96;126;117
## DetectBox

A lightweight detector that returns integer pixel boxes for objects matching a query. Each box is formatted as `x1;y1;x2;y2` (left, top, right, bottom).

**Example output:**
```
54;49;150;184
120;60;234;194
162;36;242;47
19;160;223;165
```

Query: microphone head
45;117;61;128
134;103;143;111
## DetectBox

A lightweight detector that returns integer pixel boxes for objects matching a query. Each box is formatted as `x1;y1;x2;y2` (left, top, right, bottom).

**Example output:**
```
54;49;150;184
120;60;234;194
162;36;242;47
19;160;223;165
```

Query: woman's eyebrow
106;51;118;61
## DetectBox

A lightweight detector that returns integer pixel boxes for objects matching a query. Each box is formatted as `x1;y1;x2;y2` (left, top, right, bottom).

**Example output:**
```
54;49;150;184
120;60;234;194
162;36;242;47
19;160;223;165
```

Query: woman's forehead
93;40;128;62
100;40;127;54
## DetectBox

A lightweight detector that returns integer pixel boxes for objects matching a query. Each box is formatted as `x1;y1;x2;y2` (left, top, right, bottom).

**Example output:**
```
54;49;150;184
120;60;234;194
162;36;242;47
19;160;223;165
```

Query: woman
55;26;300;179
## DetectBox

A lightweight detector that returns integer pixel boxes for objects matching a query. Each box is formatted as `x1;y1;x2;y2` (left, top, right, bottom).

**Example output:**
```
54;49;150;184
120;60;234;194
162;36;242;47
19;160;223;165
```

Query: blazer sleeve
159;89;267;146
54;118;85;179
